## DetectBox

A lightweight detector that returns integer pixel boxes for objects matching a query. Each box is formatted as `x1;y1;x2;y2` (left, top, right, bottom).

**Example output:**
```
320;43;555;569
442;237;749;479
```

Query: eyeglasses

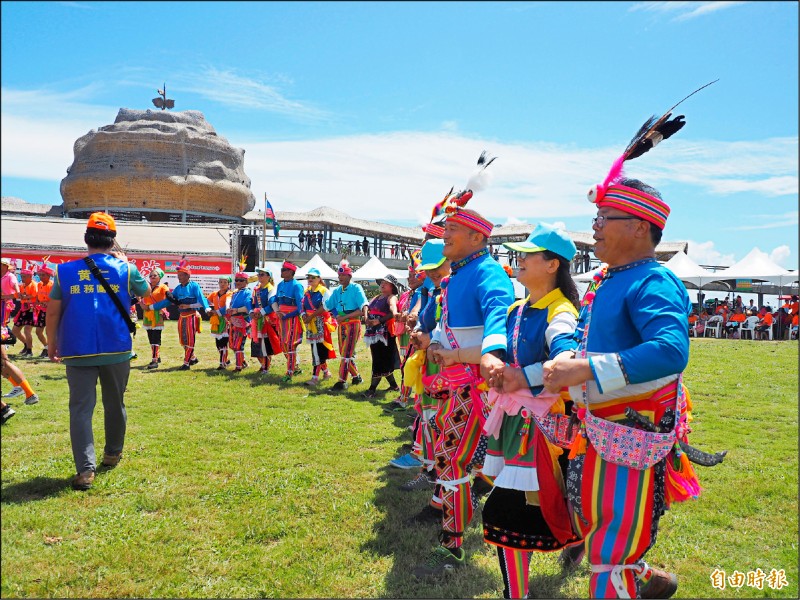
592;216;642;228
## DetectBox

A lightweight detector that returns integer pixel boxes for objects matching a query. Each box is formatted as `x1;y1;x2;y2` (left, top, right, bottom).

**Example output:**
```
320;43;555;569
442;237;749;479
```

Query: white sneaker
2;386;24;399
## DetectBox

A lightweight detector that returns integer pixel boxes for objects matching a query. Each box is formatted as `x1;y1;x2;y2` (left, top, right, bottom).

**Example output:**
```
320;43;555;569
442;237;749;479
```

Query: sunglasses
234;278;247;282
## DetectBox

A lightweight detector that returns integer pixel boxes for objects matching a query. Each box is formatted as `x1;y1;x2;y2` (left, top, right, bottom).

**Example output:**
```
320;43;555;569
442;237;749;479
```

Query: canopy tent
350;256;408;284
662;252;719;289
706;247;792;287
293;254;339;280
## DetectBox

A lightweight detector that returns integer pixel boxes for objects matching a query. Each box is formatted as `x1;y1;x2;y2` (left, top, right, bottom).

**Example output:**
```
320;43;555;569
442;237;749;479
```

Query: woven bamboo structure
60;109;255;223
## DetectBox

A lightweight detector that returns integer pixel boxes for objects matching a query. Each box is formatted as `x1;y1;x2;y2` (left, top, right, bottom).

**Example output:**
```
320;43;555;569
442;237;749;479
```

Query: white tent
351;256;408;284
707;247;792;286
294;254;338;280
663;252;718;289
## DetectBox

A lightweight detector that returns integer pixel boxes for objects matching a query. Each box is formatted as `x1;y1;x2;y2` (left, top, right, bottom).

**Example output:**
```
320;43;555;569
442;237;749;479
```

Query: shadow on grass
360;461;500;598
1;476;72;503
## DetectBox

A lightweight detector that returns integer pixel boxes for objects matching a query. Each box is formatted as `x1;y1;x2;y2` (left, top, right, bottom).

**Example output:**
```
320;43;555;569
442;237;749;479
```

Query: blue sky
2;1;798;269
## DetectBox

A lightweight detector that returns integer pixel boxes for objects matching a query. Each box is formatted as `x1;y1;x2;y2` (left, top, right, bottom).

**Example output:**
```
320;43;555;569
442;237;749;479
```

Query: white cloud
174;67;327;121
503;216;528;226
631;1;748;21
770;245;793;268
1;84;797;230
57;1;96;8
540;220;567;231
724;211;799;231
687;240;736;267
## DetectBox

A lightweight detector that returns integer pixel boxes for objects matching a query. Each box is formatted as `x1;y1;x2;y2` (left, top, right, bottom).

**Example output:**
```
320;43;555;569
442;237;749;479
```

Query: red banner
1;250;233;295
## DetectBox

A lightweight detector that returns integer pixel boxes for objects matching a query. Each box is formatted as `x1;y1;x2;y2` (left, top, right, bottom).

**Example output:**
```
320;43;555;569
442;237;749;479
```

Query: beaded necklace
450;248;489;274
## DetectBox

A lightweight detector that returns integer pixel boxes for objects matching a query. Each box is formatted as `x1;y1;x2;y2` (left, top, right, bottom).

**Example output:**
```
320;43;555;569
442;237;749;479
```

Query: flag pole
262;193;268;267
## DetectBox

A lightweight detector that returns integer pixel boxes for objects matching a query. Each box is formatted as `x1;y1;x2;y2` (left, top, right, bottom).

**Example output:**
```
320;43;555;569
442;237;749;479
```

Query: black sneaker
351;375;363;385
405;504;443;526
189;357;199;366
146;361;159;369
216;364;226;370
1;406;15;424
330;381;347;392
179;364;191;370
39;349;49;358
400;471;436;492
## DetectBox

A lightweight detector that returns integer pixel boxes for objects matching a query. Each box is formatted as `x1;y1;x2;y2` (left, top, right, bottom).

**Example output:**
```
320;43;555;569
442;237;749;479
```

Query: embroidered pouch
532;412;577;449
583;411;674;470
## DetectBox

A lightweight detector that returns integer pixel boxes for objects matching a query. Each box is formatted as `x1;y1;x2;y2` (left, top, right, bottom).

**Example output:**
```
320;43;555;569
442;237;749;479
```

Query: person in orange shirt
724;307;746;337
688;310;699;336
754;310;774;340
715;300;729;324
33;266;54;357
11;268;38;357
205;276;233;370
140;268;170;369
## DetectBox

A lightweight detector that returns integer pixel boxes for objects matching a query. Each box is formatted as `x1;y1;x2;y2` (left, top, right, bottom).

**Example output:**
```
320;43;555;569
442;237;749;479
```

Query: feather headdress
237;251;247;274
427;150;498;225
588;80;718;204
337;258;353;276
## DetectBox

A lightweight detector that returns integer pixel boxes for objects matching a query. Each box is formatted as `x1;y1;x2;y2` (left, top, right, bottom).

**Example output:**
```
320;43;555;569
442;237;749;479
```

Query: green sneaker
412;546;465;579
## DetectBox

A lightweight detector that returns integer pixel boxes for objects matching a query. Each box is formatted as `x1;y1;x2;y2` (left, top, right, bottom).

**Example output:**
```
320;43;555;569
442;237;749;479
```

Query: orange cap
86;212;117;233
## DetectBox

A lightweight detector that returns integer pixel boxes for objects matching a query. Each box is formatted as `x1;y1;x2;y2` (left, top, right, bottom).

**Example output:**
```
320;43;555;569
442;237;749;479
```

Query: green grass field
1;330;797;598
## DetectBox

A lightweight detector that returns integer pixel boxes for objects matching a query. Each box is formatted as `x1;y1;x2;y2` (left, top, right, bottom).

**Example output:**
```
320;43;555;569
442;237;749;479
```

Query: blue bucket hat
503;222;577;262
417;239;447;271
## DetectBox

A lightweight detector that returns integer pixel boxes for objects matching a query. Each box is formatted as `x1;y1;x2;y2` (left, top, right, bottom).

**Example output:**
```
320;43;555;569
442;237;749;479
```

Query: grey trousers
66;361;130;474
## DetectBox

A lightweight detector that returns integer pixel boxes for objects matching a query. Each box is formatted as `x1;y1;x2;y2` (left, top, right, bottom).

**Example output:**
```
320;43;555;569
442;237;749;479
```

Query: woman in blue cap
480;223;583;599
301;268;336;386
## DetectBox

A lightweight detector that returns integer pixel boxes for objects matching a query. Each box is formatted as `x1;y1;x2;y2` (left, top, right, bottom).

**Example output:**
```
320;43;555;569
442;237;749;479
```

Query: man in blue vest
46;212;150;491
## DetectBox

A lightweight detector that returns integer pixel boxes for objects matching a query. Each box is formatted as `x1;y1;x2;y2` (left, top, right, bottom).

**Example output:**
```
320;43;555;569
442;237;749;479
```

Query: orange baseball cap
86;212;117;234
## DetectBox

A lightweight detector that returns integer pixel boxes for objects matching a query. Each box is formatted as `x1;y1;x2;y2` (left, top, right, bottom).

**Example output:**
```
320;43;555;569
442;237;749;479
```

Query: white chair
753;318;774;341
740;316;759;340
704;315;723;338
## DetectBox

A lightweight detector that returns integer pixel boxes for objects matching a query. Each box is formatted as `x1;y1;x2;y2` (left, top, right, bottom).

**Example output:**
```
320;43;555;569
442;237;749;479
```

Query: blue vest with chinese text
57;254;132;359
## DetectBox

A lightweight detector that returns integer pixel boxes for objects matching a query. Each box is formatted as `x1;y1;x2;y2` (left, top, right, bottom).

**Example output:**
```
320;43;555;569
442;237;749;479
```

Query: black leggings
146;329;162;346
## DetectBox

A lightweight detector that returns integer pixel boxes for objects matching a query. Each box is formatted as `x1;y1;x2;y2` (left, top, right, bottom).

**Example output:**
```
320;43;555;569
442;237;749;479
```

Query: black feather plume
622;79;718;162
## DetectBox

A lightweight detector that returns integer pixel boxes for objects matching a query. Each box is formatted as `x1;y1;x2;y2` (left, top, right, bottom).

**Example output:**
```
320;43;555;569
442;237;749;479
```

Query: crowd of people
688;294;798;340
2;145;778;597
